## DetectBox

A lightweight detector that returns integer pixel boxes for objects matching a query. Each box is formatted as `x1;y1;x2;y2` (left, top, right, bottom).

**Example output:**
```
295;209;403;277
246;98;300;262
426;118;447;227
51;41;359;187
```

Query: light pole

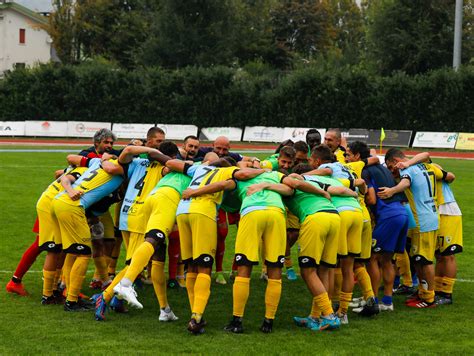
453;0;463;70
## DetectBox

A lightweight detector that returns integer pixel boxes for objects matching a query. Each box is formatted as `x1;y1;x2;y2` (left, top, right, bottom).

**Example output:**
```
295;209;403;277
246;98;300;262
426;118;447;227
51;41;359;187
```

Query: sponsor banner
67;121;111;138
367;130;412;147
200;127;243;141
341;129;369;144
112;123;154;139
282;127;326;142
455;132;474;150
0;121;25;136
156;124;198;140
243;126;284;142
412;131;458;149
25;120;68;137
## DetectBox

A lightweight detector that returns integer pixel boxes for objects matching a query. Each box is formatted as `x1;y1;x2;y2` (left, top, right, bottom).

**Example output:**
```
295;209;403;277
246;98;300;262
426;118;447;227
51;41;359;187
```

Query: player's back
237;171;286;213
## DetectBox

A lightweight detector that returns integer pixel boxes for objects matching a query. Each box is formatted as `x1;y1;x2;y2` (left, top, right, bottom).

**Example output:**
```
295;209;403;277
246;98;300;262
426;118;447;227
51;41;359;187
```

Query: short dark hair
292;163;313;175
348;141;370;159
293;140;309;154
327;128;342;140
147;127;165;140
184;135;199;143
275;139;294;154
279;146;296;160
306;129;321;146
209;156;237;167
158;141;179;158
385;148;406;162
311;144;335;163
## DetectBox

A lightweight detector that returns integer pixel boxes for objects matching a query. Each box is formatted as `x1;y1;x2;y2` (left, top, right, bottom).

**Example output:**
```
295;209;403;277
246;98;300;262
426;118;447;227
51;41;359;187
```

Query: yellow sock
233;276;250;317
62;254;76;290
284;255;293;269
315;292;333;317
332;268;342;302
265;279;282;320
434;276;443;292
53;268;62;290
42;270;56;297
103;267;128;302
396;251;412;287
186;272;197;311
67;256;90;302
354;267;375;300
94;256;109;281
420;289;435;303
310;297;321;319
124;242;154;282
442;277;455;295
338;291;352;315
192;273;211;316
151;261;168;309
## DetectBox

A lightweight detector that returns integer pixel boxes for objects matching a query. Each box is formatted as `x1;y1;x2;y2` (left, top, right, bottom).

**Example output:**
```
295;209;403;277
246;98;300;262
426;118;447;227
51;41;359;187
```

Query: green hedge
0;63;472;131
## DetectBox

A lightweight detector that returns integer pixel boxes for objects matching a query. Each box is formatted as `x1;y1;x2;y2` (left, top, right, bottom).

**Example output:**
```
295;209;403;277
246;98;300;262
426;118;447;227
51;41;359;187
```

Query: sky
15;0;53;13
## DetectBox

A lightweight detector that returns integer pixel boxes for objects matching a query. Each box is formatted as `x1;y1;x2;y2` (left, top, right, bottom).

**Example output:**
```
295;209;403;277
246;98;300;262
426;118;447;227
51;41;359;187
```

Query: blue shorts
372;214;408;254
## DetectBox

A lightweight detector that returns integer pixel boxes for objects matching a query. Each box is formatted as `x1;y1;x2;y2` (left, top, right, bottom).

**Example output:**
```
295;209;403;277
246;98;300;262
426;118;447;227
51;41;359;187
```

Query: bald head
213;136;231;157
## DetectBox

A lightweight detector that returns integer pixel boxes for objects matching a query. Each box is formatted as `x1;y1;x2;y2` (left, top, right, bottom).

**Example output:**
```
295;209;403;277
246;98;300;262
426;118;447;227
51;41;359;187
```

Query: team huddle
6;127;463;335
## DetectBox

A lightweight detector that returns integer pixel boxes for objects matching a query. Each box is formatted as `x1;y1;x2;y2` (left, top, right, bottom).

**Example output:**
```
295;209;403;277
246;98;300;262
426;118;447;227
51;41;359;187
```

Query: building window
19;29;25;44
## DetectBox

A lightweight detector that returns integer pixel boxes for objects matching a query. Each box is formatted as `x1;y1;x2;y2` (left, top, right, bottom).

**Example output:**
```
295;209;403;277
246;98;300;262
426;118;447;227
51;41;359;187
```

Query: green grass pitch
0;148;473;355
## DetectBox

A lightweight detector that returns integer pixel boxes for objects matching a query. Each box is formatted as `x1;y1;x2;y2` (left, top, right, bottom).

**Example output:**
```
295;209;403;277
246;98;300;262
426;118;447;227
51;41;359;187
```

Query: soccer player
355;149;409;312
53;156;124;311
306;129;322;152
287;164;359;330
306;145;368;323
96;143;172;317
166;156;265;334
324;129;346;163
378;148;454;308
294;141;309;165
178;135;201;161
78;128;122;160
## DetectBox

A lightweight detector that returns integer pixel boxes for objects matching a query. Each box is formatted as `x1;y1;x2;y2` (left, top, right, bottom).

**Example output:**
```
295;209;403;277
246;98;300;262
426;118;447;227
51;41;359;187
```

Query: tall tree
139;0;239;68
270;0;336;65
367;0;474;75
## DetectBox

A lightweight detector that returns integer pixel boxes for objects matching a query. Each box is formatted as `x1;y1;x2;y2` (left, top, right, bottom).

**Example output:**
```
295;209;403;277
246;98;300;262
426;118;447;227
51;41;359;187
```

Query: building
0;0;51;76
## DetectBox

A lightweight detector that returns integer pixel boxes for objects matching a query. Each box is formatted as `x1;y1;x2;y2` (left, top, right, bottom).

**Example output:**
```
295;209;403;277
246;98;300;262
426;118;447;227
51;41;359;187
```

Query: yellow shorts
122;231;145;264
99;210;115;240
176;213;217;267
142;187;180;240
356;220;372;262
52;199;91;255
410;229;437;264
298;212;340;268
337;210;363;257
437;215;463;255
235;209;286;267
286;210;300;230
37;200;62;252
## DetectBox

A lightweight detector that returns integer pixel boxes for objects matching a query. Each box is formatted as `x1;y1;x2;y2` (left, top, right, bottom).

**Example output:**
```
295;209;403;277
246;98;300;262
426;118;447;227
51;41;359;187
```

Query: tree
139;0;239;68
270;0;336;65
366;0;474;75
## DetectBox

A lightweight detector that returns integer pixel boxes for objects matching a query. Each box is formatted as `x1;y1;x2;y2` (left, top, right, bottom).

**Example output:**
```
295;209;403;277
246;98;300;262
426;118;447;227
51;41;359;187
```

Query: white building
0;0;51;76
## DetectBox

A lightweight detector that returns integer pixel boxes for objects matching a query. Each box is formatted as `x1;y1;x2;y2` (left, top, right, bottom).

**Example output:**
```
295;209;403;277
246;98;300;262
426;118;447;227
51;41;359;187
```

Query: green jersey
151;171;191;196
284;179;338;223
236;171;286;216
303;175;361;212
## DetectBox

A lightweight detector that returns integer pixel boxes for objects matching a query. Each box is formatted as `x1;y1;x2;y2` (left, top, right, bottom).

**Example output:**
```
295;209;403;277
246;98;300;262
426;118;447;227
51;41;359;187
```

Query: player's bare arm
102;160;124;176
377;178;411;199
365;187;377;205
66;154;84;167
181;179;237;200
302;167;332;176
118;146;160;164
60;174;82;201
395;152;430;169
282;176;331;200
233;168;266;181
327;185;359;198
248;183;294;197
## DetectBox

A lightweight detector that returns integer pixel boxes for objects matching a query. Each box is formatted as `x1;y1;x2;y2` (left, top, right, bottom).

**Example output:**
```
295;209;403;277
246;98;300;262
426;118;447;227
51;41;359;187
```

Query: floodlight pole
453;0;463;71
